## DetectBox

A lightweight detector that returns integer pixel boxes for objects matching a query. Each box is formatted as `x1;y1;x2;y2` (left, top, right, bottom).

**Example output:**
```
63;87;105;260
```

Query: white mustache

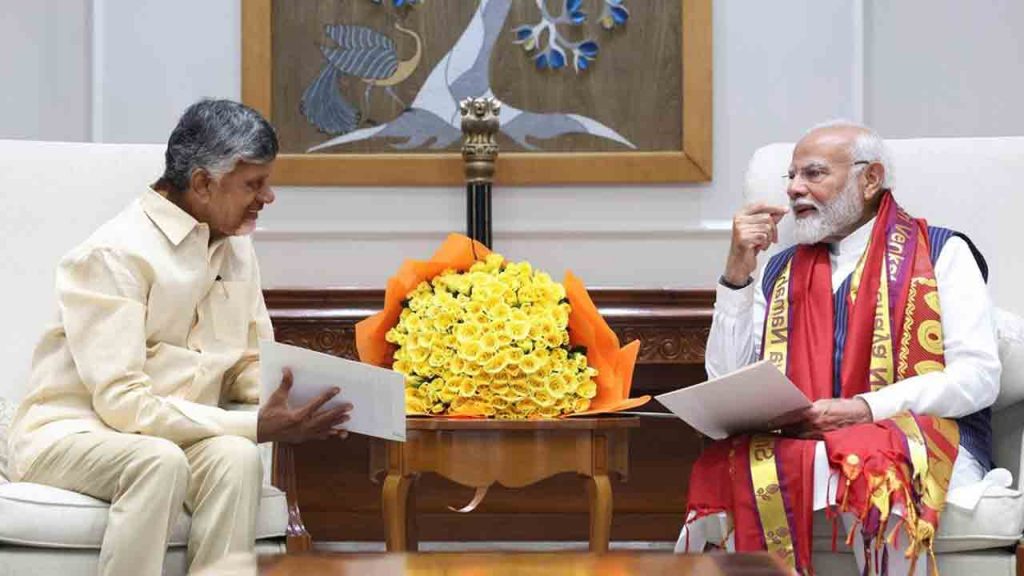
791;199;821;211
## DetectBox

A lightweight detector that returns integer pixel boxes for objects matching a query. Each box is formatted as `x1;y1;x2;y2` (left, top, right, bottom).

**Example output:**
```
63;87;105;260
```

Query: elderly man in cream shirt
7;99;352;576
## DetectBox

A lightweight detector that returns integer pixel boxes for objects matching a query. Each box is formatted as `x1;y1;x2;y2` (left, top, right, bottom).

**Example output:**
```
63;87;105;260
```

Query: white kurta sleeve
705;265;768;379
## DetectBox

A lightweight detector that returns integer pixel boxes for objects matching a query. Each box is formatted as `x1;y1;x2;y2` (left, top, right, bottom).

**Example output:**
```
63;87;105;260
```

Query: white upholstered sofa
742;137;1024;575
0;140;291;575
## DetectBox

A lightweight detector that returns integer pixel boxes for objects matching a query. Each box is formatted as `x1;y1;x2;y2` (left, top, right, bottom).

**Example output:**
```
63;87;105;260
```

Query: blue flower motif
535;46;567;71
510;0;629;75
512;25;540;52
571;40;599;72
600;0;629;30
565;0;586;25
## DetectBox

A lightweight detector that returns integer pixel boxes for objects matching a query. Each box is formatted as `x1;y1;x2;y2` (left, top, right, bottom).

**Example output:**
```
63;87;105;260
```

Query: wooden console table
370;416;640;552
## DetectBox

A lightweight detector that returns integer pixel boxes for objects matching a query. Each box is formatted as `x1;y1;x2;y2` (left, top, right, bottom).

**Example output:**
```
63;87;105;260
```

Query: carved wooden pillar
460;97;500;248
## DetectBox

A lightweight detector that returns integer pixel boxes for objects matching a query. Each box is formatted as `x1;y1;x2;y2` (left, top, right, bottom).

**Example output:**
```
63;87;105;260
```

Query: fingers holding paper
257;367;354;443
780;398;873;439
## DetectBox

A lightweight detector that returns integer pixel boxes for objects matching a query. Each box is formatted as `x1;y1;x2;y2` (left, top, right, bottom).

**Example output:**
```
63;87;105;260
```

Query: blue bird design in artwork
301;22;423;135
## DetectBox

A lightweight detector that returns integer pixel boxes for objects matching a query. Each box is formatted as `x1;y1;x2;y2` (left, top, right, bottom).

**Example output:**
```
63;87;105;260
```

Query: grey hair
806;118;894;190
157;99;278;193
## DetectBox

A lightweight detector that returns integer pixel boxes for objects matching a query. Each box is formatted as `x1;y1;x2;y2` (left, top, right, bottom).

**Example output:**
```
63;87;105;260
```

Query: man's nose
260;186;276;205
786;178;808;201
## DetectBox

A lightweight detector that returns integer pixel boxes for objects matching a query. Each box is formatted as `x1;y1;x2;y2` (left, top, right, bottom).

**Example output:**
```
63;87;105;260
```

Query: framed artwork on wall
242;0;711;185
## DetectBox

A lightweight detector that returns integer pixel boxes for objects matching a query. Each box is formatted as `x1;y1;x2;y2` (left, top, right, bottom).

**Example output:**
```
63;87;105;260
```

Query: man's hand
780;398;873;440
257;368;353;443
723;203;789;286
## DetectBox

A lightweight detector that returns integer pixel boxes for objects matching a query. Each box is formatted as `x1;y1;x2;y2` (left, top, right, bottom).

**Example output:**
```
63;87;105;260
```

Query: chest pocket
206;280;255;347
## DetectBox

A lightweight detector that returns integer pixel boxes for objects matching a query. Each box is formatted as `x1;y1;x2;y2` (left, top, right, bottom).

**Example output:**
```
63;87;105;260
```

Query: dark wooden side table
370;416;640;552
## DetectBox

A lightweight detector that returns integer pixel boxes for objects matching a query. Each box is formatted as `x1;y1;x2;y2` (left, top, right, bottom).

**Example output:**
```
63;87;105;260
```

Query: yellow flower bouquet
355;234;649;418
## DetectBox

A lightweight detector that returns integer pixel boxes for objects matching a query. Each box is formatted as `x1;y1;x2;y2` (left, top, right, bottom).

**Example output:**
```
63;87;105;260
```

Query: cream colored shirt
9;189;271;480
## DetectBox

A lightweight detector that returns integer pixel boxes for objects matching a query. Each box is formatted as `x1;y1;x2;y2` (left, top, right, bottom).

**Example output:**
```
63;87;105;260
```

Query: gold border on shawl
869;258;894;391
749;435;796;568
763;259;793;373
891;413;930;488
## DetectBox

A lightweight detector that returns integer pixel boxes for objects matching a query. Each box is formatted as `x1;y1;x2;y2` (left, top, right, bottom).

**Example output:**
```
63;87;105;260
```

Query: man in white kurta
8;100;351;576
679;121;1000;574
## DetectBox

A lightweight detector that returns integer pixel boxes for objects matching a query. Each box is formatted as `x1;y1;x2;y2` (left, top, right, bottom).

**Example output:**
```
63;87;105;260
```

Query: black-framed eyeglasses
783;160;871;184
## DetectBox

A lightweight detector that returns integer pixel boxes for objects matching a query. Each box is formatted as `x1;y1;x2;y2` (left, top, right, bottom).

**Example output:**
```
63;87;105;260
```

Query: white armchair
0;140;294;575
743;136;1024;575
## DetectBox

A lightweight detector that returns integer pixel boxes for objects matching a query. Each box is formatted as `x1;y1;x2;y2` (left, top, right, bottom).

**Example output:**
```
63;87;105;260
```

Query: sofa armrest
992;401;1024;490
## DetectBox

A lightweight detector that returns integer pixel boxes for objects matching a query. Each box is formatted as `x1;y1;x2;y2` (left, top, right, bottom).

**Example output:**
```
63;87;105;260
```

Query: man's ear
189;169;214;203
862;162;886;202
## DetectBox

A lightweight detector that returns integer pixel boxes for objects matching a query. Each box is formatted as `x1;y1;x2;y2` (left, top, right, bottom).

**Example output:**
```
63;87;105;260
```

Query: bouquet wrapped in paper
356;234;649;418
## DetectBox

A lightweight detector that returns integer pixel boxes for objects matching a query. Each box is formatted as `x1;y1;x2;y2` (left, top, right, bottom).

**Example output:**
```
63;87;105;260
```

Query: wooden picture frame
242;0;711;186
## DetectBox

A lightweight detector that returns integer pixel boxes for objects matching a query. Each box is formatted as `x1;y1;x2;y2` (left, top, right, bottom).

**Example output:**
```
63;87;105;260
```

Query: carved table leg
406;478;419;551
587;473;613;552
273;443;311;553
383;472;415;551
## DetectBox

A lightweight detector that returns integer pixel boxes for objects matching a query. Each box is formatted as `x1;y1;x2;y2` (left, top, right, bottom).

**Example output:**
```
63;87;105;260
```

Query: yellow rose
408;345;429;364
577;380;598;399
571;397;590;413
479;332;500;354
507;320;530;341
458;340;482;361
519;353;545;374
484;351;511;374
516;399;539;416
455;322;481;343
406;395;427;414
538;405;561;419
533;389;555;408
545;374;568;399
466;300;485;316
508;381;530;401
458;378;478;398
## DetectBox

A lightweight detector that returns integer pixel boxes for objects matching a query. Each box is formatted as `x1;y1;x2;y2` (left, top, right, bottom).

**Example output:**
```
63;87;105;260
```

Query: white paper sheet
654;360;811;440
259;340;406;442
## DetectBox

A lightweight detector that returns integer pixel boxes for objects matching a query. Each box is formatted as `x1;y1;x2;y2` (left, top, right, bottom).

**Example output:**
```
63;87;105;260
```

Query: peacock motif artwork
300;0;636;152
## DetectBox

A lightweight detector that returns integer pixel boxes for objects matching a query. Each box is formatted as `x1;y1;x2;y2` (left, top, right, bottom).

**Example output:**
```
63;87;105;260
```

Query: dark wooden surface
265;288;712;543
258;552;790;576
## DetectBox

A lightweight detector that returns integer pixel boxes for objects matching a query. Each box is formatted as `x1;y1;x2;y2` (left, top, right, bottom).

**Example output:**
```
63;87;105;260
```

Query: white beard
792;176;865;245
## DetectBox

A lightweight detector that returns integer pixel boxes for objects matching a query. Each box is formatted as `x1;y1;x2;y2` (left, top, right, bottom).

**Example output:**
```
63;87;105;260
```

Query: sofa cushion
0;482;287;548
0;397;17;483
810;490;1024;554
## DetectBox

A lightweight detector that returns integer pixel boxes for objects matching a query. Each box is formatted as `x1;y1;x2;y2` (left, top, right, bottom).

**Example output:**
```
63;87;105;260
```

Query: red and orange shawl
686;193;959;575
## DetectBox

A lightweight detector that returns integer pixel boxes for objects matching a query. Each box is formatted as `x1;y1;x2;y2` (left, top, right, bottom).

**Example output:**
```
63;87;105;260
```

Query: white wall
0;0;91;141
91;0;241;143
865;0;1024;138
5;1;1020;290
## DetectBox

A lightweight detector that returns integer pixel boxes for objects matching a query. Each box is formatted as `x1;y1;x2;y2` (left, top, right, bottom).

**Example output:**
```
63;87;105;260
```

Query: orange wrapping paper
355;233;650;416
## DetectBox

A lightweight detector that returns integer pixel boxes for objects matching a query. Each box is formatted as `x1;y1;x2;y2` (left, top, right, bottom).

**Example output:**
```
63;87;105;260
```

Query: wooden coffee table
258;552;791;575
369;416;640;552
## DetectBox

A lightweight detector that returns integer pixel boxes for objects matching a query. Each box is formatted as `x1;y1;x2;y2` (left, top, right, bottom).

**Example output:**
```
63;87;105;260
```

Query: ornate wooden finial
460;97;501;183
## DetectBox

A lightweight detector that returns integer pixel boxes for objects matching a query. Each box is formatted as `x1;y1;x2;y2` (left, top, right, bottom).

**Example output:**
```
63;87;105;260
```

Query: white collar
828;216;876;257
